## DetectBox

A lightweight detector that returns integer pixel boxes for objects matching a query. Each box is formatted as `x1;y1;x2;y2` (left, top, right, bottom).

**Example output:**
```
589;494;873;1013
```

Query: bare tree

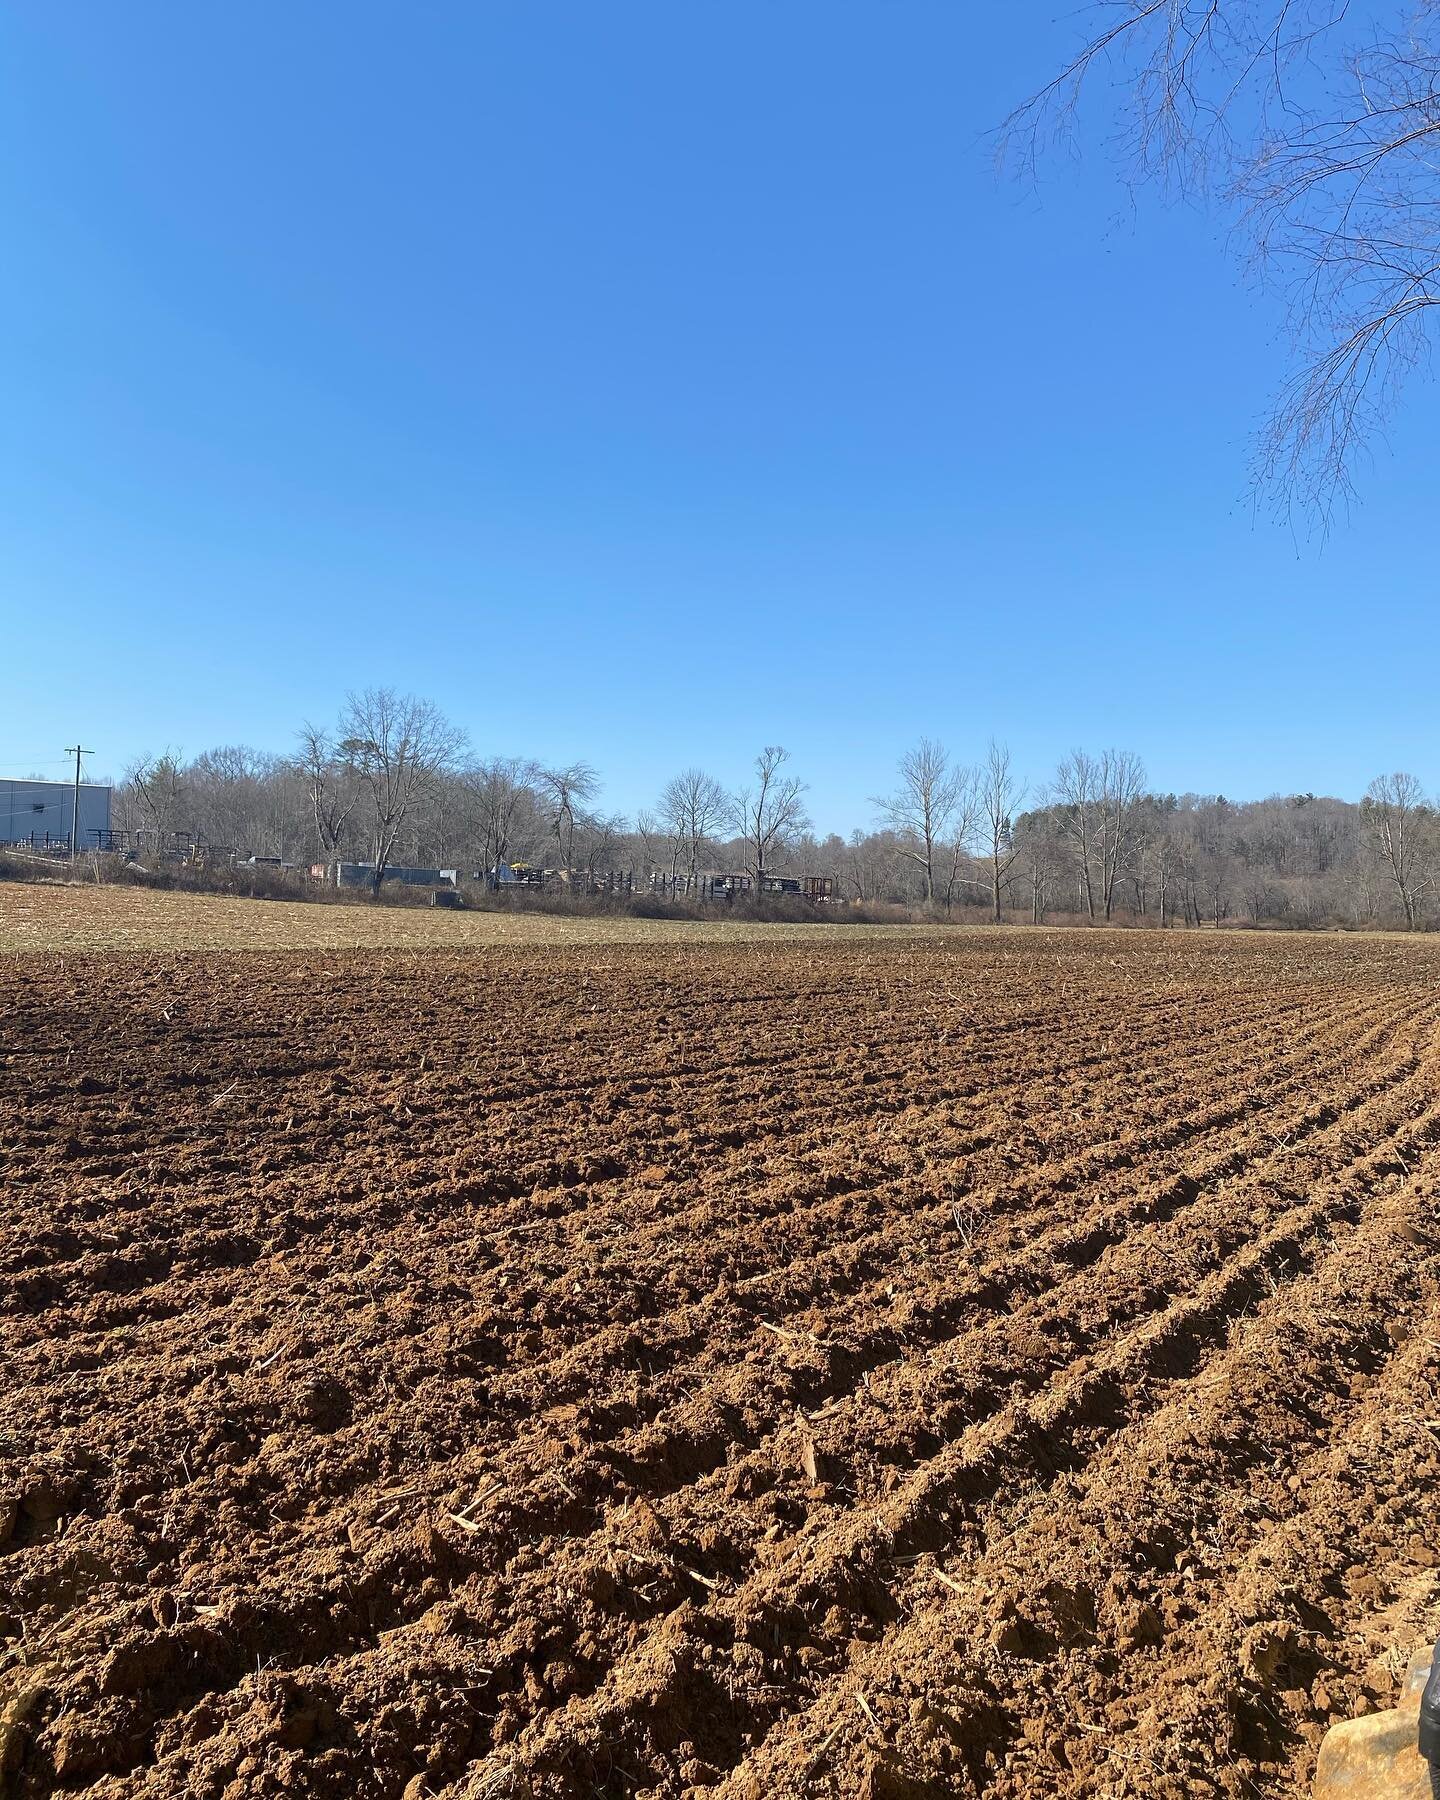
978;740;1027;923
184;745;291;855
732;746;811;888
633;808;668;882
659;767;730;891
1014;807;1064;924
574;809;628;878
123;750;188;843
297;723;359;859
1050;749;1102;920
1202;851;1230;928
1099;749;1147;921
938;833;971;913
537;762;600;869
1147;830;1183;929
461;756;540;880
871;738;971;905
1005;3;1440;521
1362;771;1432;929
844;827;885;902
338;688;466;892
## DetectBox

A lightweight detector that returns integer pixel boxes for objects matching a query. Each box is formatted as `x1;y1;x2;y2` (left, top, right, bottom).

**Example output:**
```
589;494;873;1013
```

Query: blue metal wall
0;779;112;847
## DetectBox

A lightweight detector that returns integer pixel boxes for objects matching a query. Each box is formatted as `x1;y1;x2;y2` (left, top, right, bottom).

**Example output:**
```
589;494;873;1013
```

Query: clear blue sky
2;3;1433;834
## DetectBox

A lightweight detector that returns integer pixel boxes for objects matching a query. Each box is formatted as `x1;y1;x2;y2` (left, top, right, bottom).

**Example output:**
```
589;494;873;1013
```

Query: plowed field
4;898;1440;1800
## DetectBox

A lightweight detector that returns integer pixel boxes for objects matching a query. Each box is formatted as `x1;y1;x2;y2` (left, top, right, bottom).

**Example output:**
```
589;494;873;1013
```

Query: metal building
0;778;113;849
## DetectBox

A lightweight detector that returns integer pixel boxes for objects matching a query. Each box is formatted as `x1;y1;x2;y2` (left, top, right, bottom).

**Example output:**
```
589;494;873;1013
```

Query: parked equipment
1313;1636;1440;1797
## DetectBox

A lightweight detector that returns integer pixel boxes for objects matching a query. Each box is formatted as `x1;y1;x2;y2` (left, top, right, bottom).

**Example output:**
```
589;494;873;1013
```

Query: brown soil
3;923;1439;1799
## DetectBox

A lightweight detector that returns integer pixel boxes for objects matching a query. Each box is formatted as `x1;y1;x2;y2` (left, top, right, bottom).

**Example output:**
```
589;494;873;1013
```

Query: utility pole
65;744;93;859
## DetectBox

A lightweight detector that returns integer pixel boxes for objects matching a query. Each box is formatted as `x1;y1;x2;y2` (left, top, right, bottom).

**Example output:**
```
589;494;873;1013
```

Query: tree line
111;686;1440;928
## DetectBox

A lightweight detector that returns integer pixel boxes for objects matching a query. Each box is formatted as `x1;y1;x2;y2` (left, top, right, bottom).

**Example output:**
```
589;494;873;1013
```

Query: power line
64;744;94;859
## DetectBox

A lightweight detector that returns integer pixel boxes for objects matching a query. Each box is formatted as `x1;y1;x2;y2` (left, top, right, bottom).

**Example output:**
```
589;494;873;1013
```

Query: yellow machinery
1314;1638;1439;1797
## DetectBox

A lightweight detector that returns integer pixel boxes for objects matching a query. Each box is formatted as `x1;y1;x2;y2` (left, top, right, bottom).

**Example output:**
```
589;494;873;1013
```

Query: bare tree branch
1004;1;1440;522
